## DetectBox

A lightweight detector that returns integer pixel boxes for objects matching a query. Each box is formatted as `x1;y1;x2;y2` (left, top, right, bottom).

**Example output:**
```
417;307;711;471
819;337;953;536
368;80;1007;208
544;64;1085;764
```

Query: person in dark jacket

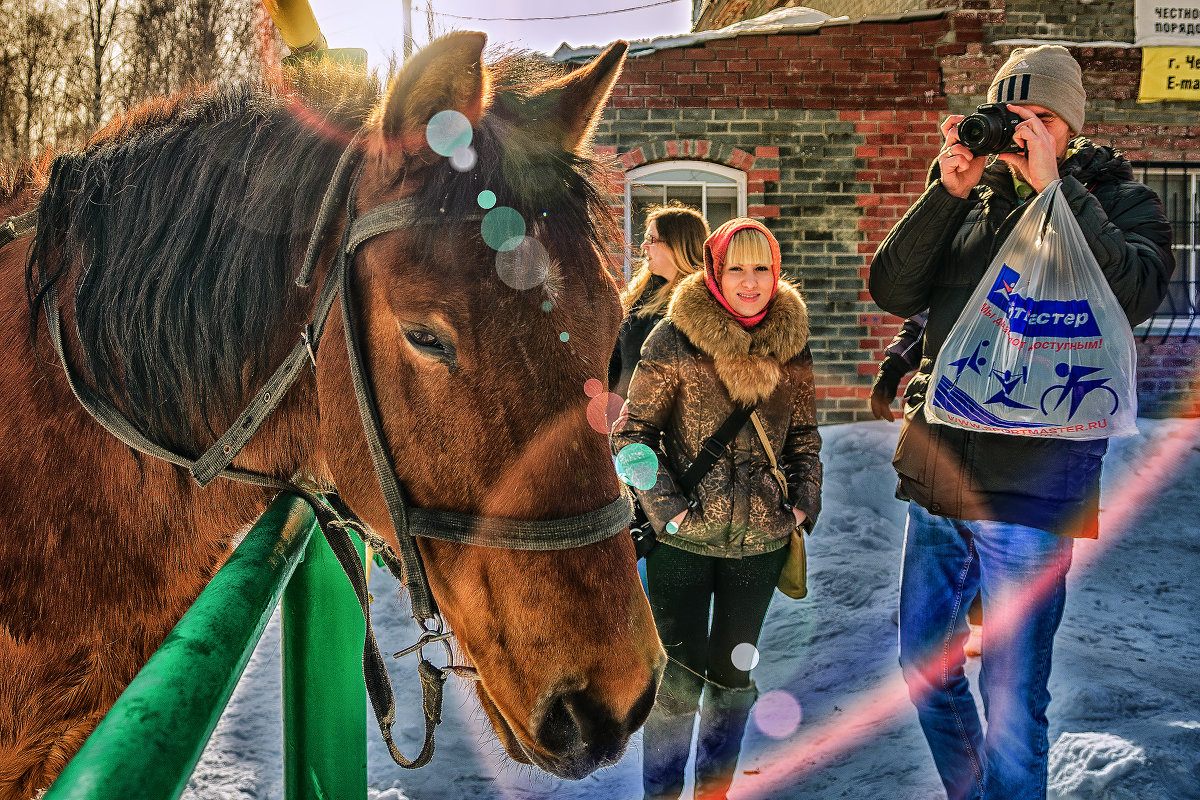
609;204;709;398
869;45;1173;800
613;218;822;800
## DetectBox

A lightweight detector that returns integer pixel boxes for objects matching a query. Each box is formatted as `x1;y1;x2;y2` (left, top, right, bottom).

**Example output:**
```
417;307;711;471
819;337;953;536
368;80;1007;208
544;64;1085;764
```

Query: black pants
646;543;788;689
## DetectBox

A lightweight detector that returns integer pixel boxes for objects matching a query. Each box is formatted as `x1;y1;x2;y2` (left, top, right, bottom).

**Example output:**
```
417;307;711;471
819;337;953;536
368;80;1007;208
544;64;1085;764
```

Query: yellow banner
1139;47;1200;101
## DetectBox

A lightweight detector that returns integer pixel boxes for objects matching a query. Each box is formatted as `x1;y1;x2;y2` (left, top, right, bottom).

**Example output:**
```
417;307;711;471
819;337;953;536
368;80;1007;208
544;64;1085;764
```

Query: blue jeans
898;503;1074;800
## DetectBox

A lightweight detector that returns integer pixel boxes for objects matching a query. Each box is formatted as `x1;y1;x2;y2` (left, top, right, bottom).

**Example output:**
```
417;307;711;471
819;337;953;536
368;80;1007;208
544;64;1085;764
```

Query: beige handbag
750;411;807;599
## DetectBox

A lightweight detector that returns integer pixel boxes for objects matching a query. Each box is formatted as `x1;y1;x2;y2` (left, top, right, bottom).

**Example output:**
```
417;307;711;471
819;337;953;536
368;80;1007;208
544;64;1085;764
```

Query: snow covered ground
185;418;1200;800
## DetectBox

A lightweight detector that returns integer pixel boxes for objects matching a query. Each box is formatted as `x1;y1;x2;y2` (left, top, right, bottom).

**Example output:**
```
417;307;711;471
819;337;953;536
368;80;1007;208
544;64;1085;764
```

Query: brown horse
0;33;663;798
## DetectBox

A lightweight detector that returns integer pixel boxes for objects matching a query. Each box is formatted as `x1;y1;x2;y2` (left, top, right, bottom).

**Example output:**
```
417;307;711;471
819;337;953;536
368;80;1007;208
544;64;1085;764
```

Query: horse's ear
529;40;628;153
379;31;488;165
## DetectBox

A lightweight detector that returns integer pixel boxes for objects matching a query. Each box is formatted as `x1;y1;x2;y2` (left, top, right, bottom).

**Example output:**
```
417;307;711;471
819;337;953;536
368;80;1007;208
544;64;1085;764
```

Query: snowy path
185;418;1200;800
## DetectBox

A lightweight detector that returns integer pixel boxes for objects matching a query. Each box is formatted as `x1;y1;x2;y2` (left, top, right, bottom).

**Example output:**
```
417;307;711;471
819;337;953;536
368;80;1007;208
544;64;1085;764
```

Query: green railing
43;494;369;800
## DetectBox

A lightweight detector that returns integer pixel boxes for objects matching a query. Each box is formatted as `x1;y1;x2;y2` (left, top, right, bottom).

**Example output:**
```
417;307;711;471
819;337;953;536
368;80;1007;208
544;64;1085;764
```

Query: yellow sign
1139;47;1200;101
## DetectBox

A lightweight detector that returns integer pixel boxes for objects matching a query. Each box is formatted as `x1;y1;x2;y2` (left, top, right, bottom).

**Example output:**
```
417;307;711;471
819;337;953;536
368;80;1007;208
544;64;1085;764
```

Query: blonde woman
608;204;709;398
614;218;822;800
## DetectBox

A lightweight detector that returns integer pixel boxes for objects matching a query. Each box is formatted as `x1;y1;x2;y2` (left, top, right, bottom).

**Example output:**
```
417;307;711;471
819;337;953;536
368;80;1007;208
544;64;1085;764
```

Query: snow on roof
552;6;844;63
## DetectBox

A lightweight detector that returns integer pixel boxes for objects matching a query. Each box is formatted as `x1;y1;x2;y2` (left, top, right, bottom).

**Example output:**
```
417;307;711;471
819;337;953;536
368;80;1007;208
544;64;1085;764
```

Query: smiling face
720;261;774;317
716;226;777;318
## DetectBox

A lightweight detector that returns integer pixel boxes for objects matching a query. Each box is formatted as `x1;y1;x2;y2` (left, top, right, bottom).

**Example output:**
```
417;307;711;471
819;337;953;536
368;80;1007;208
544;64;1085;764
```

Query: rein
10;133;632;769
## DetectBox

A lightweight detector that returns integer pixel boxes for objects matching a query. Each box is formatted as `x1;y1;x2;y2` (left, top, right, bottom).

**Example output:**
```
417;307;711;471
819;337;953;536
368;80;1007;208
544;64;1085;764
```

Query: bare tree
124;0;259;107
0;0;262;161
7;0;80;159
84;0;120;128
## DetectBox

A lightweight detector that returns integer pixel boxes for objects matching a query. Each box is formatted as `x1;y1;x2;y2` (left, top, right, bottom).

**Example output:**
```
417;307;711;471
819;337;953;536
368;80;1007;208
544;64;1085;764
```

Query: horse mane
26;54;616;460
0;154;53;214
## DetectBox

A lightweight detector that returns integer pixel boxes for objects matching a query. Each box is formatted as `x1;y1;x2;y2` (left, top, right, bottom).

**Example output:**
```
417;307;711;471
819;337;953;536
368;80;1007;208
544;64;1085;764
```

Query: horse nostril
537;690;580;755
625;675;658;732
535;686;624;766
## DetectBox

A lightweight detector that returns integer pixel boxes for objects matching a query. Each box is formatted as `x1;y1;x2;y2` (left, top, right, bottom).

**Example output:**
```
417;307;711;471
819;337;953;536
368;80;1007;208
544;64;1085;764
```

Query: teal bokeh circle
425;110;472;157
481;207;526;252
616;444;658;491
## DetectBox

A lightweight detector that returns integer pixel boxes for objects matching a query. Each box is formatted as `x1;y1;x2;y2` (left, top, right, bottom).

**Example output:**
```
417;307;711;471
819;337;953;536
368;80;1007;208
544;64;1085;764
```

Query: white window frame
623;160;748;278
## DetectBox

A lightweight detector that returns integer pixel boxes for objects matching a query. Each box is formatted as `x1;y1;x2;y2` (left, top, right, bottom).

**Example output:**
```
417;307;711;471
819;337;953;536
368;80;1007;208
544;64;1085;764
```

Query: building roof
552;6;839;63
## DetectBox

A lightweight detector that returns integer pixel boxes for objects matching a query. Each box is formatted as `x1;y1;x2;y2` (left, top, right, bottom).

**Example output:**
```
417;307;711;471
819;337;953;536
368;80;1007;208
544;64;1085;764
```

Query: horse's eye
405;329;443;351
401;325;457;367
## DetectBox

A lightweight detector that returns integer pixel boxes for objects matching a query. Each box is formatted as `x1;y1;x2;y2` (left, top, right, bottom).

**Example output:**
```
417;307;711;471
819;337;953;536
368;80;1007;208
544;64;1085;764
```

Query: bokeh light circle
450;145;476;171
583;378;603;398
586;392;624;434
541;300;553;312
753;690;802;739
477;190;497;209
494;235;548;289
425;110;472;156
616;444;658;491
665;521;679;534
731;642;760;671
482;207;527;252
559;332;570;342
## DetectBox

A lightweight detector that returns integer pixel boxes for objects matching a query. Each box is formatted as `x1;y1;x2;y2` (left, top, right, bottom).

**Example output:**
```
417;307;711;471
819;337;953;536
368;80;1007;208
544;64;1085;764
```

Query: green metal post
43;494;318;800
282;509;369;800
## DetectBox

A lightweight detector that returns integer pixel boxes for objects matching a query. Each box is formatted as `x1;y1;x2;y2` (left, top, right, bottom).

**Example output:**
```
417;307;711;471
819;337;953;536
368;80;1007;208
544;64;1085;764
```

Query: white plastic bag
926;180;1138;440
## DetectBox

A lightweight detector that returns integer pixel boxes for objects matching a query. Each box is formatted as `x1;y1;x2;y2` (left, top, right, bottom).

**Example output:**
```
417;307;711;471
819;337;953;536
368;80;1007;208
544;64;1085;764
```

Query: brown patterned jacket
612;271;822;557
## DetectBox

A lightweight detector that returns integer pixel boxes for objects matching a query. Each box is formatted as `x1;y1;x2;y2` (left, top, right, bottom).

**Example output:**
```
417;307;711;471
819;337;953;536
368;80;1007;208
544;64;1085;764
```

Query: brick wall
987;0;1136;43
585;5;1200;423
1135;339;1200;417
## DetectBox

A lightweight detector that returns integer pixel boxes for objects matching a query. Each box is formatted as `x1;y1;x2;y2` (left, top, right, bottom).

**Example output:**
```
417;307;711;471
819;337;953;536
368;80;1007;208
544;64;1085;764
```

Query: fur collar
668;271;810;405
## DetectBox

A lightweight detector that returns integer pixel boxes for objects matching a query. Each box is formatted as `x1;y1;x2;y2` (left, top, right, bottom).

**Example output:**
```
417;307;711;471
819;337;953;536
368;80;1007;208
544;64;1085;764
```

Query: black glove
870;355;909;421
871;354;909;401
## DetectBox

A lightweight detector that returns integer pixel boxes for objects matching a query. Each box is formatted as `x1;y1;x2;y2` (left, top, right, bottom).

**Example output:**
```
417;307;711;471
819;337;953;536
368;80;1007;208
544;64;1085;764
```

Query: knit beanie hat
987;45;1086;134
703;217;781;328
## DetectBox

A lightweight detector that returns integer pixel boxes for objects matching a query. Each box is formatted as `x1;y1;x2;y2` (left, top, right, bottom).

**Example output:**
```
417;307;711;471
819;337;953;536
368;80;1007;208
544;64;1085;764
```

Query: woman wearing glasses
609;204;710;398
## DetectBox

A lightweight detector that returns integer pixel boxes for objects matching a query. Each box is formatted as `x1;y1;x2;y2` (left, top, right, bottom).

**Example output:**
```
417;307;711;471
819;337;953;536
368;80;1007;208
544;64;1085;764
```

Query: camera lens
957;115;994;153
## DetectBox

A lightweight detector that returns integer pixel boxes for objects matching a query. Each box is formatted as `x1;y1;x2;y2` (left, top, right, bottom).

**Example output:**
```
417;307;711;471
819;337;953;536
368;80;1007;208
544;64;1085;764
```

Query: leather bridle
14;132;633;768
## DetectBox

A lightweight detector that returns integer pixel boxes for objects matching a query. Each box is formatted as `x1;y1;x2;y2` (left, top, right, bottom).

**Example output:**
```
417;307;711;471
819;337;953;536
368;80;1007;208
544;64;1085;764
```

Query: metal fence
1130;160;1199;343
41;494;369;800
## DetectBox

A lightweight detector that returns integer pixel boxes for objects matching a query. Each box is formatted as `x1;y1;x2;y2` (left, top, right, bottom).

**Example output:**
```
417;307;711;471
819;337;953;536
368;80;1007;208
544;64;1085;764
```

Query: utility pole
403;0;413;58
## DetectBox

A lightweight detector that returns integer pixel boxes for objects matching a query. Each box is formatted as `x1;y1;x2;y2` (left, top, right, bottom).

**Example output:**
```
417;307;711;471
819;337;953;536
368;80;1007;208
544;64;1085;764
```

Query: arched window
623;160;748;276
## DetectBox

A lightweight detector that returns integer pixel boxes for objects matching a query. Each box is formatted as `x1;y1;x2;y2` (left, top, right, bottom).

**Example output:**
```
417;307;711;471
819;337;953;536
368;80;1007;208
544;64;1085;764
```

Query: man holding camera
869;45;1173;800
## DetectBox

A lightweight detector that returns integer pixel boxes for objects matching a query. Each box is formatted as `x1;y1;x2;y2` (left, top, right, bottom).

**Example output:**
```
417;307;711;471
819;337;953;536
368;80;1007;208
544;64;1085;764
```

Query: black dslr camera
956;103;1025;156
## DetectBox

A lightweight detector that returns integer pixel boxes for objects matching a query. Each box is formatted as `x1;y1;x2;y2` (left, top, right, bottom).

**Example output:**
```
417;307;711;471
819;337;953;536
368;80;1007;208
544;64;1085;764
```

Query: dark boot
642;664;703;800
694;681;758;800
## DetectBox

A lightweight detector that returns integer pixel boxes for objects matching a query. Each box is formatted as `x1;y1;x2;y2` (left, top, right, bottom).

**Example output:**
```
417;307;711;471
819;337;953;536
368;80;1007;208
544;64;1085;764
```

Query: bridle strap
0;210;37;249
41;281;293;493
335;180;439;620
293;486;446;769
408;492;634;549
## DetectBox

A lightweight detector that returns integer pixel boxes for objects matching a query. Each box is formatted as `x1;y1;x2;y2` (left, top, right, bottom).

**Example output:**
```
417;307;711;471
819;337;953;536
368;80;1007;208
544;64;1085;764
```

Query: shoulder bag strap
677;403;755;496
749;410;790;505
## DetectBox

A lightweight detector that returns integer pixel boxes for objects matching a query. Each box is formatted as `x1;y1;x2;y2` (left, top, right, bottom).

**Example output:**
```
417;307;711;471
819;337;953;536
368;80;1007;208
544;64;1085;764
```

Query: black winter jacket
869;140;1174;537
609;274;668;398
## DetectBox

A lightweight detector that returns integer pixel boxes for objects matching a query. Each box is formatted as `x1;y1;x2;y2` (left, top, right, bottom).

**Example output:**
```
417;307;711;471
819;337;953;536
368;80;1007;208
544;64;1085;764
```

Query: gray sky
306;0;694;67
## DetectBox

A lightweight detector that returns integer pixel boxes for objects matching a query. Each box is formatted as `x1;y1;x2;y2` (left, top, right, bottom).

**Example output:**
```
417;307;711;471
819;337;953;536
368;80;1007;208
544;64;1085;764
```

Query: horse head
313;34;665;778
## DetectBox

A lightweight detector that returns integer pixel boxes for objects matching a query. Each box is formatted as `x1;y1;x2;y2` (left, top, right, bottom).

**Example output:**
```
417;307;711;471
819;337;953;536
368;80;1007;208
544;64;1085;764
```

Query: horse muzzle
478;652;665;779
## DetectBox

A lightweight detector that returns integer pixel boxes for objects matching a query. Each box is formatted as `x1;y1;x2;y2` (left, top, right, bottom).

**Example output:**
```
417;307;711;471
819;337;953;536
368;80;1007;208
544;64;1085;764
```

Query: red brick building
558;2;1200;423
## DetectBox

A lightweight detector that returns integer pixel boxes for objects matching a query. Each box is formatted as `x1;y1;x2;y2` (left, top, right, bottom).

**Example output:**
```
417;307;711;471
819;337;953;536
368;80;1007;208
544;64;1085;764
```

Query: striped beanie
987;45;1086;134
